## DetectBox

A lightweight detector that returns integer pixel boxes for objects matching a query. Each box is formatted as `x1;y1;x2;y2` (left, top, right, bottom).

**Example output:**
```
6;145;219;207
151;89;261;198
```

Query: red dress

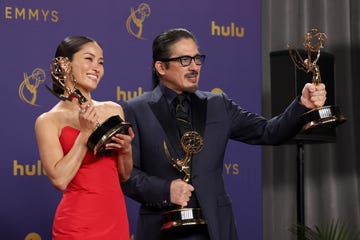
52;126;129;240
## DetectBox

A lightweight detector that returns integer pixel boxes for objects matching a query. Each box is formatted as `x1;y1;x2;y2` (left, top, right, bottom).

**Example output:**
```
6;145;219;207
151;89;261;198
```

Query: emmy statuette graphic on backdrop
47;57;131;155
288;29;346;132
162;131;206;231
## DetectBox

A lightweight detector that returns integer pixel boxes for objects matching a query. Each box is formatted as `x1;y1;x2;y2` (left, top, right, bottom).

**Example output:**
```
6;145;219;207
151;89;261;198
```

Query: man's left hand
300;83;327;109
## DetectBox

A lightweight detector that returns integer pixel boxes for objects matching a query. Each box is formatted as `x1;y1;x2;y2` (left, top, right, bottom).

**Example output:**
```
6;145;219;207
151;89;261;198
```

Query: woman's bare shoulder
36;108;60;124
35;103;70;131
94;100;121;107
94;100;123;116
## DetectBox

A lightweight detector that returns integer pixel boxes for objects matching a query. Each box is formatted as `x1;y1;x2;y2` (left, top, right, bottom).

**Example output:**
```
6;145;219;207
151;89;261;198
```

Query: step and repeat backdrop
0;0;261;239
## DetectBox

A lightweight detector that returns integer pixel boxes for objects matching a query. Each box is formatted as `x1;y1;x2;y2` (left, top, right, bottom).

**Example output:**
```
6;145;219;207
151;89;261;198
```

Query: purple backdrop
0;0;261;239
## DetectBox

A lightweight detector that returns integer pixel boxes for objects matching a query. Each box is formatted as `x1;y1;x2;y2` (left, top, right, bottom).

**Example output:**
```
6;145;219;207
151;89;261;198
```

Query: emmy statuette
47;57;131;155
162;131;206;231
288;29;346;132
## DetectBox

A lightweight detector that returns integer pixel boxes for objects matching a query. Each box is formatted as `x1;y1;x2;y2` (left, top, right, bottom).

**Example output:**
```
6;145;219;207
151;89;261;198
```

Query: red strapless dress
52;126;129;240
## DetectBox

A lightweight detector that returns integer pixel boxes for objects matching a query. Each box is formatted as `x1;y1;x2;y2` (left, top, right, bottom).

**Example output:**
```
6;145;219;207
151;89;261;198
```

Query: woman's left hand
105;127;134;155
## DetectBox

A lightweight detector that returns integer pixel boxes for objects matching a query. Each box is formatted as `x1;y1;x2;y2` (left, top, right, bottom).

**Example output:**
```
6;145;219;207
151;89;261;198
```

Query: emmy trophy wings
47;57;87;103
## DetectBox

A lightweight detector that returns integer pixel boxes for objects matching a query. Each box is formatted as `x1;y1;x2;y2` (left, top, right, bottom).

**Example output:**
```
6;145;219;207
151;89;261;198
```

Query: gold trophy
288;29;346;132
47;57;131;155
162;131;206;230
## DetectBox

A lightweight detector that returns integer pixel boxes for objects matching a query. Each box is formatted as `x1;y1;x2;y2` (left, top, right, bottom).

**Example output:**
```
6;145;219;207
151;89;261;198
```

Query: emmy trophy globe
162;131;206;231
47;57;131;155
288;29;346;132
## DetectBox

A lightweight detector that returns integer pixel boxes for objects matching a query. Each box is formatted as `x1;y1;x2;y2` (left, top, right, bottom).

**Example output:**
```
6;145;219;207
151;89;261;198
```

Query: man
121;28;326;240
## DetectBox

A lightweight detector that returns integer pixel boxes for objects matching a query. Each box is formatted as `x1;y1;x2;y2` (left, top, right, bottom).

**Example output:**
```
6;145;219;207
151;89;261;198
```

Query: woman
35;36;133;239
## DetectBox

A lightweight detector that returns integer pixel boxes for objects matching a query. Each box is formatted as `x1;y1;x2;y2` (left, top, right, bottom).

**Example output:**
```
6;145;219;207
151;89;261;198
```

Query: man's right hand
170;178;195;207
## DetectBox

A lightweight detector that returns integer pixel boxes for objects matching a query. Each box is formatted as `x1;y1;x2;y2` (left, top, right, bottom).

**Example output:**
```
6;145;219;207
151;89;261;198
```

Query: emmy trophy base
301;105;346;133
87;115;132;156
161;208;206;231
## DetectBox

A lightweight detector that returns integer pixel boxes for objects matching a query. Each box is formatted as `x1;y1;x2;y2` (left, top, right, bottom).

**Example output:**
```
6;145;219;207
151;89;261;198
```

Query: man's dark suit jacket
121;85;308;240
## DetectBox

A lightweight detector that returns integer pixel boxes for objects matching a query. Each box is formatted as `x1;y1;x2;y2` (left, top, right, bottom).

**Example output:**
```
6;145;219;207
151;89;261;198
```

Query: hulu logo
211;21;245;38
116;86;143;102
13;160;45;176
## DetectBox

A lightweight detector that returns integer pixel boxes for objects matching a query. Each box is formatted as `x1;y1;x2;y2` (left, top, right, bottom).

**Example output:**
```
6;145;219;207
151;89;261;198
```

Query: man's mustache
185;70;198;78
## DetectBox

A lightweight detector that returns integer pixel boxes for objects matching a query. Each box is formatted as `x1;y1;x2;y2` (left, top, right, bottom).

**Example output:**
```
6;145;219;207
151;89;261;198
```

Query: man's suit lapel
190;93;207;138
148;88;183;157
188;92;207;174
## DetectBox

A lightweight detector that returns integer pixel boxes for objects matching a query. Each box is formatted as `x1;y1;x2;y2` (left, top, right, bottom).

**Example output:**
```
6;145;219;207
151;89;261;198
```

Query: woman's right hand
78;101;99;136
